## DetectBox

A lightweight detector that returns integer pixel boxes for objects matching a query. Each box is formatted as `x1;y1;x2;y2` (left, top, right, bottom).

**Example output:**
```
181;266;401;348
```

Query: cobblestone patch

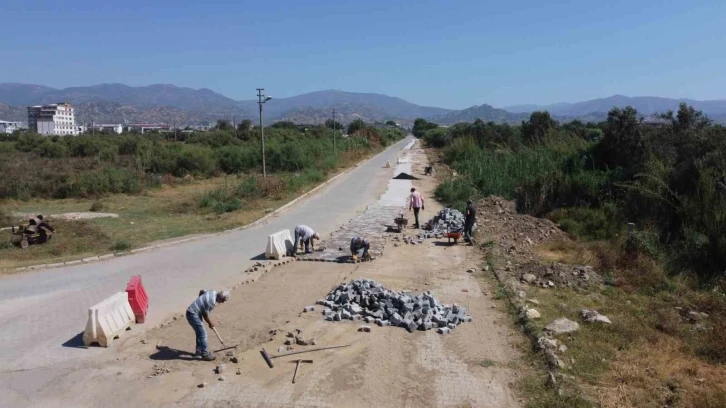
297;158;415;263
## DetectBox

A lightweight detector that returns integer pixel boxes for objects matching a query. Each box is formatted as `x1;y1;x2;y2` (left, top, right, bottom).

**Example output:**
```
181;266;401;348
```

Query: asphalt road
0;136;413;373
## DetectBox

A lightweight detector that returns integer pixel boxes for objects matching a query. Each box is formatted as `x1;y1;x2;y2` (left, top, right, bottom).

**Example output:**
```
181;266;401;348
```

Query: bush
111;240;131;251
89;201;104;212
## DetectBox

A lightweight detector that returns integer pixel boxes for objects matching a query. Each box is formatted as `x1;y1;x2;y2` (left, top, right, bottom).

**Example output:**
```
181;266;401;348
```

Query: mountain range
0;83;724;126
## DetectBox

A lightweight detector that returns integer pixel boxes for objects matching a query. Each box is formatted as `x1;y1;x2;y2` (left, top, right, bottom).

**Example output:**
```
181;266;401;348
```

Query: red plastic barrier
126;275;149;323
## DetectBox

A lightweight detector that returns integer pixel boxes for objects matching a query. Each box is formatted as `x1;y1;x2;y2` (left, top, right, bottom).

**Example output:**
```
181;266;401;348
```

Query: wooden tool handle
274;344;351;359
212;327;225;345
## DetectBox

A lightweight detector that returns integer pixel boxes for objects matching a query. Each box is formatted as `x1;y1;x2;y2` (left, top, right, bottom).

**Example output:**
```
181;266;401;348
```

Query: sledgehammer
260;344;351;368
212;327;238;353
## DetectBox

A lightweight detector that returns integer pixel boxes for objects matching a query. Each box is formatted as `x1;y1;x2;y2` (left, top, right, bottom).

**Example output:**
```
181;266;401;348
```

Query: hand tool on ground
211;327;238;353
260;344;351;368
291;359;313;383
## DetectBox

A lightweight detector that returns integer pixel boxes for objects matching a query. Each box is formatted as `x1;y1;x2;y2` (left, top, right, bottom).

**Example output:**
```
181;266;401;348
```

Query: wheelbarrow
393;215;409;233
445;229;463;244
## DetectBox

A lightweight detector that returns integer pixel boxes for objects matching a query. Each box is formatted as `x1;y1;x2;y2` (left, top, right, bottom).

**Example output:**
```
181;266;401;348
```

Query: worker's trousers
464;220;475;242
186;310;208;356
412;207;421;228
351;243;370;258
294;229;311;253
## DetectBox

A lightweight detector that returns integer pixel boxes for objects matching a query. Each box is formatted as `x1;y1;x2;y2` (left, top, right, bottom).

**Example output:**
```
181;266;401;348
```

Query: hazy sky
1;0;724;109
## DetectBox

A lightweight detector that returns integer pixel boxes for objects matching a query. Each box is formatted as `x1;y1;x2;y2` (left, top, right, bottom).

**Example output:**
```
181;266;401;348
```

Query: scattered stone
581;309;612;324
517;291;527;299
296;337;309;346
467;268;476;273
230;356;239;363
537;337;559;351
198;382;207;388
358;326;371;332
303;306;315;313
215;364;226;374
284;339;292;345
218;376;226;381
286;332;295;338
521;273;537;284
546;372;557;387
524;308;541;320
225;351;235;357
236;369;241;375
526;298;540;305
310;338;317;345
544;318;580;335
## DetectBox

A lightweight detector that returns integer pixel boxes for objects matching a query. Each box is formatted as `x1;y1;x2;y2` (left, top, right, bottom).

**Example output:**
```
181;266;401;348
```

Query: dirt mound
476;196;567;254
516;262;599;289
392;172;419;180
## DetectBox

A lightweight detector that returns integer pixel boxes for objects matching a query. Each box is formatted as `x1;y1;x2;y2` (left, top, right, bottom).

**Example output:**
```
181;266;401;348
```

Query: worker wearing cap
350;236;370;260
186;290;229;361
294;225;320;254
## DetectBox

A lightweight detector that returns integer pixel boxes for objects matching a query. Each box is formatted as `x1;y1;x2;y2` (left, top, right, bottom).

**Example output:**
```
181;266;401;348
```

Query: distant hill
430;104;529;125
503;95;726;117
0;84;450;126
1;83;725;126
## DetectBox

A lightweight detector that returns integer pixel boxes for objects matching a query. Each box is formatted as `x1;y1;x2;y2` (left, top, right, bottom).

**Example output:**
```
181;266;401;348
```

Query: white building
0;120;23;134
27;103;78;136
89;124;123;134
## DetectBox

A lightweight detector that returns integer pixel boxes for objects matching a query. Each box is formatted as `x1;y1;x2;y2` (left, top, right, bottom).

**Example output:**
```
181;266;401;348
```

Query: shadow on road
150;345;197;361
249;253;267;261
62;332;88;349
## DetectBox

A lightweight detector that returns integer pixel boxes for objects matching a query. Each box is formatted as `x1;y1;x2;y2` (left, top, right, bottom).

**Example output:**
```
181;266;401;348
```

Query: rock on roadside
581;309;612;324
544;318;580;335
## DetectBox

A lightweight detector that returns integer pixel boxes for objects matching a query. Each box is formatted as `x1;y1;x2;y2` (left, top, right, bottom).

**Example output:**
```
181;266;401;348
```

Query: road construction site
0;138;524;407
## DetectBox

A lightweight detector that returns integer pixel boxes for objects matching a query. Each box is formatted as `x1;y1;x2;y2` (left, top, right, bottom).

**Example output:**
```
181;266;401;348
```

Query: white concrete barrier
266;229;294;260
82;292;135;347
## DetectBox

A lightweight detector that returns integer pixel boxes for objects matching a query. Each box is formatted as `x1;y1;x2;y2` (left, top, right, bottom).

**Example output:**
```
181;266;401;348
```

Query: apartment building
0;120;23;134
27;103;78;136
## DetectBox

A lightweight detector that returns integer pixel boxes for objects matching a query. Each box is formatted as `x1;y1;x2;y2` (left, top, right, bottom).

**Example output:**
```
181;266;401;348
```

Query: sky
0;0;724;109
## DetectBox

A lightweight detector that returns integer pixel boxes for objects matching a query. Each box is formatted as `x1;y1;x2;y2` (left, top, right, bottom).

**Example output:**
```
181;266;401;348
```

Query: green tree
385;120;397;127
412;118;438;138
595;106;644;170
271;121;297;129
325;119;343;130
347;119;367;135
521;111;558;143
216;120;232;131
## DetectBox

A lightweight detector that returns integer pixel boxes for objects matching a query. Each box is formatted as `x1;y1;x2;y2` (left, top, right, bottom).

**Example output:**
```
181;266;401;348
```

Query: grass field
0;153;371;271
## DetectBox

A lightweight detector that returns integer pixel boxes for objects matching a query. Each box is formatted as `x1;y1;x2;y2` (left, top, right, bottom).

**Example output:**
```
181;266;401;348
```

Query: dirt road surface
2;141;523;407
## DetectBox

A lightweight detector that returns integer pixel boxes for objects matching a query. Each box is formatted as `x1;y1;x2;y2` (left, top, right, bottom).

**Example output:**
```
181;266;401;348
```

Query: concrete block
438;327;451;334
358;326;371;332
265;229;294;260
378;320;390;327
82;292;135;347
303;306;315;312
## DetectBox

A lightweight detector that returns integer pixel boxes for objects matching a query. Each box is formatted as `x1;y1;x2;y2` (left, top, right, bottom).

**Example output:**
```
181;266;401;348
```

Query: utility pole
332;108;337;154
257;88;272;178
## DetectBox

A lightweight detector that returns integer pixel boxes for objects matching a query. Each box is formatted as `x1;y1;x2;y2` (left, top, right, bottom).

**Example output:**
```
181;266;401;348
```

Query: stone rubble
580;309;612;324
319;278;472;334
424;208;469;235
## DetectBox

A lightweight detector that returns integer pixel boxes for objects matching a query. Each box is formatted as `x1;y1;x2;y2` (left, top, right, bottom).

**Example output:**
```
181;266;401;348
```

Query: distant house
27;103;78;136
0;120;23;134
126;123;170;133
89;124;123;134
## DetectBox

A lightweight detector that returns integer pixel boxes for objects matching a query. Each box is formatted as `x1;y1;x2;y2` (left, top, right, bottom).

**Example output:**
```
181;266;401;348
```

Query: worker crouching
293;225;320;254
186;290;229;361
350;236;371;261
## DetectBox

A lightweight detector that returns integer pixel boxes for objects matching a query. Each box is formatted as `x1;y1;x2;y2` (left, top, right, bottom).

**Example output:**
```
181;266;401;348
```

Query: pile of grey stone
317;278;472;334
424;208;466;235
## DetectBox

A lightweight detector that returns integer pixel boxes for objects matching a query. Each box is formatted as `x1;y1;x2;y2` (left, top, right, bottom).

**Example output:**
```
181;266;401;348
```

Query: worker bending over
294;225;320;254
186;290;229;361
350;236;371;260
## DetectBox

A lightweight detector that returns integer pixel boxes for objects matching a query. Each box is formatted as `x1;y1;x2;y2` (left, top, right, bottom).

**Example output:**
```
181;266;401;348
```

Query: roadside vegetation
0;121;405;269
419;105;726;407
